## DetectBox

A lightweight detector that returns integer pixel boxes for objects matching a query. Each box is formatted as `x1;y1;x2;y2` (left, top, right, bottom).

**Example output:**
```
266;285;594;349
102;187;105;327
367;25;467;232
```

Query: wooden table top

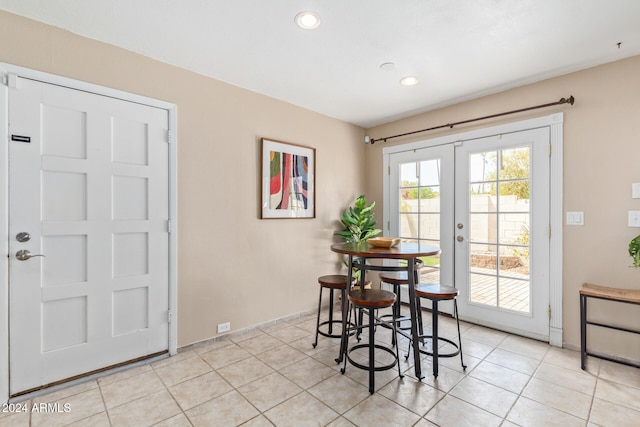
580;283;640;304
330;241;440;259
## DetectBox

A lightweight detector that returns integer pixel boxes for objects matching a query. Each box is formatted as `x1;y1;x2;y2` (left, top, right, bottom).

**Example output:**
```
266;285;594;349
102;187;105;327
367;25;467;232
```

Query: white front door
388;127;550;339
8;77;170;395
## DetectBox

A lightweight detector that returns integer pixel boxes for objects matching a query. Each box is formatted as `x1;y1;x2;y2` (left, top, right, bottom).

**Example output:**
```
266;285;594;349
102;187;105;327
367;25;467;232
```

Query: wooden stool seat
378;271;410;284
415;284;458;300
318;274;349;289
348;289;396;308
379;258;424;284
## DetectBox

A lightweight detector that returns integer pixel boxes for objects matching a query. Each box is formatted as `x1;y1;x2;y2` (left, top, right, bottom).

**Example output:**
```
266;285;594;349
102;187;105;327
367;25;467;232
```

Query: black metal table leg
580;294;587;370
407;257;423;379
336;254;353;364
368;303;375;393
432;300;439;377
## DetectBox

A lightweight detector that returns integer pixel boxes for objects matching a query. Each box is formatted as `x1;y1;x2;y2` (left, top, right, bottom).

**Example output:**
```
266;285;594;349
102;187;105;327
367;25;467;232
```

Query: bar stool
313;275;350;348
341;289;404;394
407;284;466;377
379;259;424;342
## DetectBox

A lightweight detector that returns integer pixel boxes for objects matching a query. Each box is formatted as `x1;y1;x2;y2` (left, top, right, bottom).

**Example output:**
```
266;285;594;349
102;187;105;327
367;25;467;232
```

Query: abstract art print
261;138;315;219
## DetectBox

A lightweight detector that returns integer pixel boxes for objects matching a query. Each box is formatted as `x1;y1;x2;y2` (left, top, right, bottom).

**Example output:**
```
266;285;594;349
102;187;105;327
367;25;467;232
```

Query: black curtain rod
369;95;575;144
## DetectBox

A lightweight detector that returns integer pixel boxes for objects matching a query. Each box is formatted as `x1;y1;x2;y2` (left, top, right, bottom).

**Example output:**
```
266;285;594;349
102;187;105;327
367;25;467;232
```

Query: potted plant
629;235;640;268
335;195;381;286
335;195;381;242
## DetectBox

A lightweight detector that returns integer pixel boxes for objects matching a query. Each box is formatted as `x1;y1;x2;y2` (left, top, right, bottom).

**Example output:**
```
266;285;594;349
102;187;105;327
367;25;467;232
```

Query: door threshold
9;350;168;402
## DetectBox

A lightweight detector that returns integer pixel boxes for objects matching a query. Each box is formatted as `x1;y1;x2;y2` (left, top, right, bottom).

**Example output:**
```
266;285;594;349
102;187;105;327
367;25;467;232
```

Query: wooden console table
580;283;640;369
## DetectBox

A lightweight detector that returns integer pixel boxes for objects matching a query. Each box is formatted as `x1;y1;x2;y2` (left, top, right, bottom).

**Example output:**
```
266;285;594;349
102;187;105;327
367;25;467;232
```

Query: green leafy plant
629;235;640;268
335;195;381;283
335;195;381;242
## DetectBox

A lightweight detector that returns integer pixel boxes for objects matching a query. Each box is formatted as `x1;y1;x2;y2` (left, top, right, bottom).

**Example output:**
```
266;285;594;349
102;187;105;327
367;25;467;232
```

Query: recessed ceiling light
295;11;321;30
400;76;420;86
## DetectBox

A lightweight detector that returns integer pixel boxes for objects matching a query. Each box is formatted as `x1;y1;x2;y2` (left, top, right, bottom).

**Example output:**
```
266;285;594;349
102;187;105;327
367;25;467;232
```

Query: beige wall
2;10;638;363
366;55;640;362
0;11;366;347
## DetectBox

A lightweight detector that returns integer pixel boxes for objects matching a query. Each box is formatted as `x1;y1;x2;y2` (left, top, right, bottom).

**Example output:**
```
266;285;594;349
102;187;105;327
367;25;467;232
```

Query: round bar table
331;241;441;380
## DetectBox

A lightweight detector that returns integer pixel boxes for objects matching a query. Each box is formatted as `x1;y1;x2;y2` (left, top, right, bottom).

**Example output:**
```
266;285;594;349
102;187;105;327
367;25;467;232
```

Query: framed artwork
261;138;315;219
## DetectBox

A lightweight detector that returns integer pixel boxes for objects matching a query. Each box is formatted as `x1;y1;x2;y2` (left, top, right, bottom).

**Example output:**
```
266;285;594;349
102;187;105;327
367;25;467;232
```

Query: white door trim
0;63;178;403
382;113;563;346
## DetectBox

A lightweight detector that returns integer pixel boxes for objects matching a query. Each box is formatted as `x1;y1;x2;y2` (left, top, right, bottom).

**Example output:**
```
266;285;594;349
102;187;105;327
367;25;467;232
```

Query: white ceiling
2;0;640;128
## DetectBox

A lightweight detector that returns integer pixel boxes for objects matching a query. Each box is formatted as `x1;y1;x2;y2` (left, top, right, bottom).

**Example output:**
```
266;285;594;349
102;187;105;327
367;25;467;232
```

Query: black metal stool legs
341;290;404;394
406;296;466;377
313;285;325;348
314;287;344;347
314;275;351;348
454;299;467;371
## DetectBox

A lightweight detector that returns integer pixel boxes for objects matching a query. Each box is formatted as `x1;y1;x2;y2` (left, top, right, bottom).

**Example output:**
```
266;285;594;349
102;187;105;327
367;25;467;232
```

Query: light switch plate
633;183;640;199
629;211;640;227
566;212;584;225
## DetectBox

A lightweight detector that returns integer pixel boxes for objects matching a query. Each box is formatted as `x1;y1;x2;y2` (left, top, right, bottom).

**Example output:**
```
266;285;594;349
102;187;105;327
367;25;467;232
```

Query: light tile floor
2;305;639;427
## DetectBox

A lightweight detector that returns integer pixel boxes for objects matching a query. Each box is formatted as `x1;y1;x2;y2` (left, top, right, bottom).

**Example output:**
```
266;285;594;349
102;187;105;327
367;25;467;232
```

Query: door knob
456;235;464;242
15;250;45;261
457;223;464;229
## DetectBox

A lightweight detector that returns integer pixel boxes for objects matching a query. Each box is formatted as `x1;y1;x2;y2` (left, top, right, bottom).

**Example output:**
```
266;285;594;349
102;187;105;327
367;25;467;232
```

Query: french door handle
15;250;45;261
456;235;464;242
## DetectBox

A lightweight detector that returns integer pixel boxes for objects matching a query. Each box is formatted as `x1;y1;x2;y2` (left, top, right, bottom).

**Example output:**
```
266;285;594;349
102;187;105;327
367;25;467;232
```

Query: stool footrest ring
345;343;398;372
316;320;344;339
318;320;358;339
378;313;412;330
412;335;461;358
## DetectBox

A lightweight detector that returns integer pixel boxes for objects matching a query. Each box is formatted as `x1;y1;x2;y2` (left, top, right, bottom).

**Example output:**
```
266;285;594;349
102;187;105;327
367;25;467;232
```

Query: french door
8;76;171;395
388;144;454;313
388;127;550;338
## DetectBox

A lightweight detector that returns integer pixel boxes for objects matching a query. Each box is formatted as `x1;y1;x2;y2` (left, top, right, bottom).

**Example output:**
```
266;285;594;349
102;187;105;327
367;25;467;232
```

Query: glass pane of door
468;147;531;313
399;159;442;283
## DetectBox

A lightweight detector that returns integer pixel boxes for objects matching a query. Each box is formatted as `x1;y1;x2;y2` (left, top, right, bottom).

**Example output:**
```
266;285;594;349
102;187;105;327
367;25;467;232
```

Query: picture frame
261;138;316;219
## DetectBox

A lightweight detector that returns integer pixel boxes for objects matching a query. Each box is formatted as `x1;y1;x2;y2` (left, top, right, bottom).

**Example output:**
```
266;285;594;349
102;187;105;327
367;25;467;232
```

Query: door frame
0;63;178;403
382;113;563;346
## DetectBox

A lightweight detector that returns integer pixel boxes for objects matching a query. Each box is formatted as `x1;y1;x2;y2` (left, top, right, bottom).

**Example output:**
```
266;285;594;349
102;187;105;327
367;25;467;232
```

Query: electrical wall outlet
217;322;231;333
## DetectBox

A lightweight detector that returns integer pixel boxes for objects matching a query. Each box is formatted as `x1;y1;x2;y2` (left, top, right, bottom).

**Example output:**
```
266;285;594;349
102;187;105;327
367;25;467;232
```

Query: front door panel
9;77;170;394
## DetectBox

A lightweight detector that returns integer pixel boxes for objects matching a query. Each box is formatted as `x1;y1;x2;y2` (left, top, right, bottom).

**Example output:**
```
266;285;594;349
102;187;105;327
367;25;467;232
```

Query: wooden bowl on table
366;237;401;248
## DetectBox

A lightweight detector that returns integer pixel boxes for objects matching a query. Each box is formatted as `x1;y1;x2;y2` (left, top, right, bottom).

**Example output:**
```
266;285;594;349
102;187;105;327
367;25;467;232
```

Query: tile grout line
149;360;193;426
95;380;113;427
17;311;639;427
